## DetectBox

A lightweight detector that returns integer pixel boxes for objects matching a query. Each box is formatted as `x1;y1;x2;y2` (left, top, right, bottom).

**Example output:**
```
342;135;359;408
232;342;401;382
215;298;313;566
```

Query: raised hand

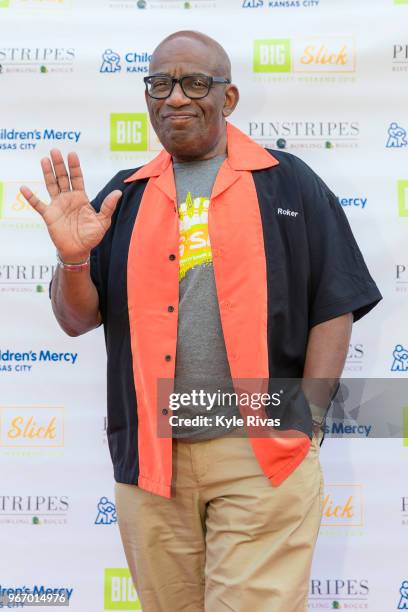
20;149;122;263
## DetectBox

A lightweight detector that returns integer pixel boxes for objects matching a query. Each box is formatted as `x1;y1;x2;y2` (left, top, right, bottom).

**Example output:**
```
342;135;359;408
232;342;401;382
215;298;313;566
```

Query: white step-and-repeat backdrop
1;0;407;610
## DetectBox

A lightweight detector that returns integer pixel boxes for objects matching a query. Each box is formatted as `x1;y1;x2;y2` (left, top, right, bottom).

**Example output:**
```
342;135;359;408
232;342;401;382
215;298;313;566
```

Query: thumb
99;190;122;222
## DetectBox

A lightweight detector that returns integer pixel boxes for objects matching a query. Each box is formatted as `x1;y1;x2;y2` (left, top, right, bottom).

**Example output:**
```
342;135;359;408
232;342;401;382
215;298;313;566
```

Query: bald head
150;30;232;80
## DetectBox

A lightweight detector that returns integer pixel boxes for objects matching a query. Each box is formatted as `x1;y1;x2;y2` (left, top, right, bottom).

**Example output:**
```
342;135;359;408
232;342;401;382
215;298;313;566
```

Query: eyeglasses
144;74;231;100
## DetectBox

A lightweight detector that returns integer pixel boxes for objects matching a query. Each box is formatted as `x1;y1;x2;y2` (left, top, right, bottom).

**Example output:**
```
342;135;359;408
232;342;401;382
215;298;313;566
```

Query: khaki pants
115;433;324;612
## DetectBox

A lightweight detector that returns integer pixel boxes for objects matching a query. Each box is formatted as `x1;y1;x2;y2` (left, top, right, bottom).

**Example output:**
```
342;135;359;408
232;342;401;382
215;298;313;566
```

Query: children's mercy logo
391;345;408;372
386;122;407;148
101;49;121;73
95;497;117;525
398;581;408;609
100;50;151;74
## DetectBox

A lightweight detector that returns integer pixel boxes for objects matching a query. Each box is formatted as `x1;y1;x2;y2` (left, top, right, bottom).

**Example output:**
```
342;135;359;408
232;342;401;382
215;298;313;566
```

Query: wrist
56;251;90;271
56;249;91;264
308;402;327;425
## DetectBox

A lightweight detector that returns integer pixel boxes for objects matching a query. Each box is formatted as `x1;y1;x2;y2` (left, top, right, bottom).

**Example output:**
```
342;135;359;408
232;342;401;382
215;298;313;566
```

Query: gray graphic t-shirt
172;154;241;441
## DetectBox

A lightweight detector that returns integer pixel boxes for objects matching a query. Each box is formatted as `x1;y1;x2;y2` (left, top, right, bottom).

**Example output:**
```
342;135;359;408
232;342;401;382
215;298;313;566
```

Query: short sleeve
89;246;100;297
294;158;382;327
86;178;119;324
88;191;104;306
85;168;137;322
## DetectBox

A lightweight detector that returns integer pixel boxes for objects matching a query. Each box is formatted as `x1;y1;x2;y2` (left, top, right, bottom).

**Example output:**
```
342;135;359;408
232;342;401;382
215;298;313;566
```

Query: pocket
310;432;320;452
313;423;325;446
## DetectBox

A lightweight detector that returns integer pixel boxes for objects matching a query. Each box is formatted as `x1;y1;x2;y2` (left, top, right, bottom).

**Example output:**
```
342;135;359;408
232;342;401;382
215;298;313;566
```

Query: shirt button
169;254;176;261
165;354;172;361
162;408;168;415
167;305;175;313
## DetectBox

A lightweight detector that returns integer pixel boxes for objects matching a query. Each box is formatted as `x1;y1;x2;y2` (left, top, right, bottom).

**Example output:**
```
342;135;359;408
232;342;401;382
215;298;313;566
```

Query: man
20;30;382;612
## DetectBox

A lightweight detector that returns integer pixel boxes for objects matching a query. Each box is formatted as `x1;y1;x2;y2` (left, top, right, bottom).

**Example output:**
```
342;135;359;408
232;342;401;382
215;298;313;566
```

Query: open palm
20;150;122;262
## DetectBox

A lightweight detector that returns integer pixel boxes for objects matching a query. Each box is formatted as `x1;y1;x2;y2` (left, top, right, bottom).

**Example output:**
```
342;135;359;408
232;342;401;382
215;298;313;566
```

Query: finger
98;190;122;222
20;185;47;217
67;152;86;192
50;149;71;192
41;157;59;198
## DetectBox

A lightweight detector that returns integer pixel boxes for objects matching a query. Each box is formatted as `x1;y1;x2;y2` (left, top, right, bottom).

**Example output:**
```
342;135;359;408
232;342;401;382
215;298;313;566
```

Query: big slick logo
0;47;75;74
0;182;47;230
253;36;356;83
321;484;364;529
104;568;141;610
110;113;161;154
0;0;70;9
248;120;360;150
100;49;152;74
0;494;69;525
308;578;369;610
404;406;408;448
398;180;408;217
0;406;64;450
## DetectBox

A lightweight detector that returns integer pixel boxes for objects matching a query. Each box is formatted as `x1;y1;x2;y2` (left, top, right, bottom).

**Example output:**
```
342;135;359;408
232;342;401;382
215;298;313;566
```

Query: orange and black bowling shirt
89;122;382;498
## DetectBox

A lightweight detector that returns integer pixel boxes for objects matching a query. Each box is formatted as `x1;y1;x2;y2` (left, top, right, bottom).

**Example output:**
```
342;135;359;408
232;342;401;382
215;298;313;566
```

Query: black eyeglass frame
143;74;232;100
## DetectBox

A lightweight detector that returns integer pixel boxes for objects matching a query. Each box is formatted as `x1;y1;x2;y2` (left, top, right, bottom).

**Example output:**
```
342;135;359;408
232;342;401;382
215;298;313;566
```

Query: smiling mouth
162;114;197;121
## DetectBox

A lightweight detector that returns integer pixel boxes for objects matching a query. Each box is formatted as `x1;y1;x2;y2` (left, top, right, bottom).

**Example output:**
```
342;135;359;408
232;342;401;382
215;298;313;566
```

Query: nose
166;81;191;107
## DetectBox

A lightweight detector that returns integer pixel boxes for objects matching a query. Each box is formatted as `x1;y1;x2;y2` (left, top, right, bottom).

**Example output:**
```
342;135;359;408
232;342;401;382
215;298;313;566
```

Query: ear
222;84;240;117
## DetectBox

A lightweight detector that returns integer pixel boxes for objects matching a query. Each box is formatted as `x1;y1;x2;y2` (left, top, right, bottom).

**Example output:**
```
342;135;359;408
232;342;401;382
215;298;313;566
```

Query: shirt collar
123;121;279;185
